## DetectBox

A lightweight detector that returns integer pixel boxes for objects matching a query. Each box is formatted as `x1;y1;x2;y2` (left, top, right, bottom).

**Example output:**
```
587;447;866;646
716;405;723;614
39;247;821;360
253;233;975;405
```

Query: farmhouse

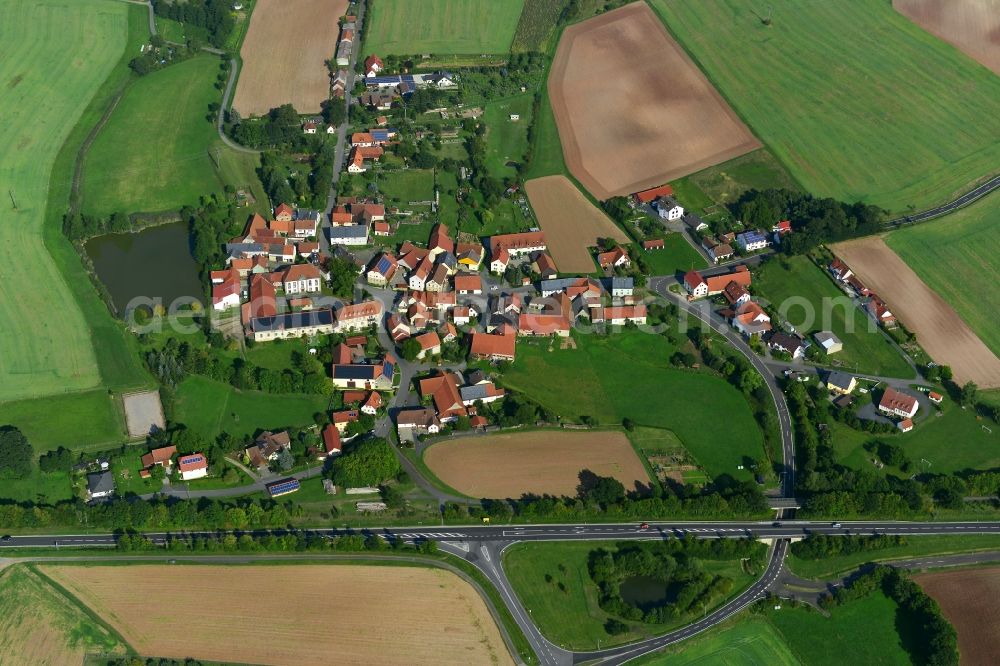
177;453;208;481
722;281;751;306
596;246;630;270
865;295;897;328
490;231;546;259
245;431;291;469
532;252;558;279
86;471;115;501
736;230;769;252
732;301;771;338
469;332;516;362
879;387;919;419
683;266;752;298
518;312;572;337
655;196;684;221
814;331;843;355
250;309;336;342
825;371;857;396
593;305;647;326
211;269;242;311
396;407;441;435
140;445;177;473
331;355;396;391
768;332;806;359
364;54;383;77
419;372;466;422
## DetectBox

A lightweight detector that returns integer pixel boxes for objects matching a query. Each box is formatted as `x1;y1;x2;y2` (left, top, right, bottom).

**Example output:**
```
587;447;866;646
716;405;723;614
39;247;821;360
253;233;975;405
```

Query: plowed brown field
916;566;1000;665
424;430;651;497
894;0;1000;75
42;564;513;666
833;236;1000;388
232;0;347;116
525;176;629;272
547;2;760;200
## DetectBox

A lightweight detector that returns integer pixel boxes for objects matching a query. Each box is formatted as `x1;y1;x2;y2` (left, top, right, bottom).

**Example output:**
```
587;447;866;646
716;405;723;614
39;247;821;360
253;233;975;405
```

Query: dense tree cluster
790;533;906;560
151;0;234;48
733;189;886;255
259;142;335;209
0;427;33;480
231;104;315;149
329;438;401;488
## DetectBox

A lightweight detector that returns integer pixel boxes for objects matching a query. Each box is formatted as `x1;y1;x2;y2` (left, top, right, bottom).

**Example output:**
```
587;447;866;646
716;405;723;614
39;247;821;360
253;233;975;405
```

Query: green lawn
0;390;125;453
640;236;707;276
687;149;801;207
378;168;435;208
483;93;535;179
829;398;1000;475
524;85;567;180
768;593;912;666
636;616;801;666
363;0;525;55
0;0;134;402
503;541;757;650
753;256;913;378
887;196;1000;358
502;331;766;482
788;534;1000;579
649;0;1000;213
0;469;74;505
155;16;208;44
174;376;331;440
668;177;715;213
81;54;263;216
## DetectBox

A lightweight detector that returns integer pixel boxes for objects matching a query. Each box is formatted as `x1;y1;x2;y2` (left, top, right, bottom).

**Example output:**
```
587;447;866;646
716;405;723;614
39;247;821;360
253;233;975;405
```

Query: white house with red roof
364;54;384;77
596;246;630;270
879;387;919;419
177;453;208;480
320;424;342;459
683;271;709;298
211;269;242;311
280;264;323;295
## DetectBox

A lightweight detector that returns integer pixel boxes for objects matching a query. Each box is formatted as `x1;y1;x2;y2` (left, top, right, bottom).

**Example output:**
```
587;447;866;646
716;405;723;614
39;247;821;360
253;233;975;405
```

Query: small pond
86;222;203;314
619;575;674;610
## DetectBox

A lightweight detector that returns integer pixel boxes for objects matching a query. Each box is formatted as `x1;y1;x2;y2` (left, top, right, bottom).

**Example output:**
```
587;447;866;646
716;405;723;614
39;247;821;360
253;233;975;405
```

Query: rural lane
889;173;1000;226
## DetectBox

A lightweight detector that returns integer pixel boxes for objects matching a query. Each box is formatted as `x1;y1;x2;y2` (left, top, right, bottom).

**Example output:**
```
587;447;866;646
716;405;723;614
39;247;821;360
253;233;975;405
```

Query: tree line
790;533;906;560
151;0;234;49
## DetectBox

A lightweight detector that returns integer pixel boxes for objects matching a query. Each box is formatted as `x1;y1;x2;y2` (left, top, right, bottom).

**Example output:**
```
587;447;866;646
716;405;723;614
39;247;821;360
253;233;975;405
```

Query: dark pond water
619;576;673;610
86;222;203;314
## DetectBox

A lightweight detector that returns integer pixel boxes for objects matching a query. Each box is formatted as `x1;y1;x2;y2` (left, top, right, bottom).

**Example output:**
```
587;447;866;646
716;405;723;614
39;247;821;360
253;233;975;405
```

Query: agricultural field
686;149;801;207
768;592;913;665
788;534;1000;579
503;541;757;650
524;176;629;273
886;197;1000;361
649;0;1000;213
0;566;125;664
173;376;331;440
502;331;766;482
833;236;1000;387
0;0;131;402
483;93;534;180
363;0;525;55
548;3;760;200
0;389;124;453
753;256;914;378
232;0;347;116
915;566;1000;665
423;430;651;498
82;55;264;216
894;0;1000;76
42;564;513;665
510;0;570;53
638;617;800;666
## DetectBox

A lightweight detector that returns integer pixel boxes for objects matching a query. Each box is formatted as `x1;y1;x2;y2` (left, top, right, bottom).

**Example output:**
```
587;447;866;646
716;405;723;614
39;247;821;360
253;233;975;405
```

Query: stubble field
915;566;1000;665
833;236;1000;388
525;176;629;272
548;2;760;200
0;0;130;401
424;430;651;497
649;0;1000;212
43;564;513;666
894;0;1000;76
232;0;347;116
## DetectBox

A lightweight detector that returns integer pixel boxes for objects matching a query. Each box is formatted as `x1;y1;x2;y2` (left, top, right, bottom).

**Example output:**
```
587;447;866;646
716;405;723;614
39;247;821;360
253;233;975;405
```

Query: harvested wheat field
42;564;513;666
547;2;759;200
232;0;347;116
894;0;1000;75
833;237;1000;388
916;566;1000;665
424;430;651;498
525;176;629;272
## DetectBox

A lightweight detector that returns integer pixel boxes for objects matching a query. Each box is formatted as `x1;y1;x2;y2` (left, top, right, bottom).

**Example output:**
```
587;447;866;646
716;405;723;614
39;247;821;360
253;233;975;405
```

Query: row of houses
829;258;897;328
335;15;358;67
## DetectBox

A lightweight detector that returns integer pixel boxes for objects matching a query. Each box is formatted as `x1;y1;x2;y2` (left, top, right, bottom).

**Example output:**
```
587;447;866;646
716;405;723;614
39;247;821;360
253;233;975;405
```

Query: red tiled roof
470;333;516;360
322;424;341;454
491;231;545;254
642;239;665;250
633;184;674;204
455;274;482;292
140;445;177;468
880;387;918;413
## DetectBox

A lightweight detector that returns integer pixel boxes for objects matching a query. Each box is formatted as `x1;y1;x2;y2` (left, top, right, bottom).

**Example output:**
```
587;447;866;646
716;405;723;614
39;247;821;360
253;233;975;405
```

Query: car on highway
1;535;12;542
772;522;782;527
832;522;842;528
639;522;649;529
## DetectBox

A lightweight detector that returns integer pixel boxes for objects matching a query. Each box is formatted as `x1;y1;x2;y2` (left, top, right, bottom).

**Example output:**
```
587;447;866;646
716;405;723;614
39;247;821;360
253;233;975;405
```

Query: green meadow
363;0;525;55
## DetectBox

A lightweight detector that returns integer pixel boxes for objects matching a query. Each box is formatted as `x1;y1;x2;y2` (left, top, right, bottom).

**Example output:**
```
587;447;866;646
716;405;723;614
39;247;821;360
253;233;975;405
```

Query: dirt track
833;237;1000;388
43;564;512;666
525;176;629;272
232;0;347;116
894;0;1000;76
424;430;651;498
916;566;1000;665
547;2;760;200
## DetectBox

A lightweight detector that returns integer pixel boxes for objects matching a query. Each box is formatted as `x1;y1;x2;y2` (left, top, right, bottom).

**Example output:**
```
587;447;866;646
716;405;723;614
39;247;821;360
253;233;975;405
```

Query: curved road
889;174;1000;226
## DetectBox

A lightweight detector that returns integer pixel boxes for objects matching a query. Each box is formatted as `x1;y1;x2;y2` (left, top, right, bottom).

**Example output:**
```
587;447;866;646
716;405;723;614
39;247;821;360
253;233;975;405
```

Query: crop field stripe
0;0;138;402
363;0;526;56
649;0;1000;213
915;566;1000;665
26;565;133;650
893;0;1000;76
